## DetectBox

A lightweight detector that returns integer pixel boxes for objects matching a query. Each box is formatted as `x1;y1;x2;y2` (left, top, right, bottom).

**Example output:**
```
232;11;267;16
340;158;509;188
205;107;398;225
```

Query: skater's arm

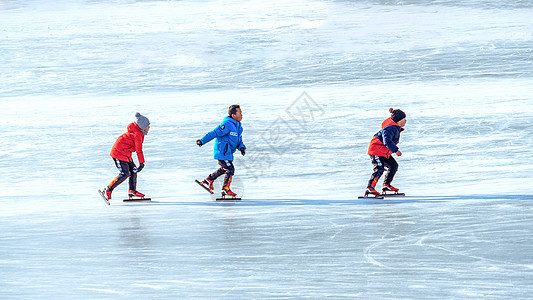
200;122;230;145
238;137;246;155
237;124;245;150
134;132;145;163
238;136;246;151
382;127;399;154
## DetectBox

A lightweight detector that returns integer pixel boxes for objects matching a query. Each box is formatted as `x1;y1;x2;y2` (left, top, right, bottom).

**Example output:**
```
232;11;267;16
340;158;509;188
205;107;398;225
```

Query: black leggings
368;155;398;187
108;158;137;192
207;160;235;188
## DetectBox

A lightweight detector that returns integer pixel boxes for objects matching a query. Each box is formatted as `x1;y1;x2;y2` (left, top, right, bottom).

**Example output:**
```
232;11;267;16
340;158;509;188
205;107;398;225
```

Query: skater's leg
218;160;237;197
367;155;384;187
128;161;138;191
364;156;384;196
221;160;235;188
207;160;228;182
382;156;398;185
108;159;131;191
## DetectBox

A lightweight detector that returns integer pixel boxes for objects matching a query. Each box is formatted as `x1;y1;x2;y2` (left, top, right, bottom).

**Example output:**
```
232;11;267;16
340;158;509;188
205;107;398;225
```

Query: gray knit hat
135;112;150;134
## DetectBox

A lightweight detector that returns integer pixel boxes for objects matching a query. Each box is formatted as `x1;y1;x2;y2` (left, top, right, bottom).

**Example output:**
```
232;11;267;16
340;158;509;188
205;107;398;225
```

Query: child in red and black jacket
366;108;407;197
102;113;150;201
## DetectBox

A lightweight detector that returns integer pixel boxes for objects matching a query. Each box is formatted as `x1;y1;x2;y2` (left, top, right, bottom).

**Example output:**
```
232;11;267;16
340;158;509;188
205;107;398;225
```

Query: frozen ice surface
2;86;532;299
1;0;533;298
3;194;533;299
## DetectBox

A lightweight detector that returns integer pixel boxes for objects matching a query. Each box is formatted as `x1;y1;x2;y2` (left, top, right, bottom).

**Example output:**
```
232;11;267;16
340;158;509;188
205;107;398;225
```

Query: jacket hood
381;117;399;128
224;116;240;125
127;122;145;135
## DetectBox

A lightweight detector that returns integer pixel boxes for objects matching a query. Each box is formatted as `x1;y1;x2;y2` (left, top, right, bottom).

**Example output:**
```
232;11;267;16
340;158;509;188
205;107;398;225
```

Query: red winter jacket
367;117;401;158
110;122;145;163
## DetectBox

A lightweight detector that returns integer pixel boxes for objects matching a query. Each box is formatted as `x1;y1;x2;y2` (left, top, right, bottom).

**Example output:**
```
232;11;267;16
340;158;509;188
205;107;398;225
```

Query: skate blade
381;192;405;197
358;195;384;199
195;179;214;194
123;198;152;202
98;189;110;206
216;197;242;201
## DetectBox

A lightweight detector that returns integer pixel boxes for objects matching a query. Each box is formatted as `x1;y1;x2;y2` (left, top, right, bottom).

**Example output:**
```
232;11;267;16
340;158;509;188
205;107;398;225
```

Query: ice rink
2;0;533;298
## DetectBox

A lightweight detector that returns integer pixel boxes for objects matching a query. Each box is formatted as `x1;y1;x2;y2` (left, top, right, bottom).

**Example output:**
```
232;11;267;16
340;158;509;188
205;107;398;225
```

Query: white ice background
1;0;533;298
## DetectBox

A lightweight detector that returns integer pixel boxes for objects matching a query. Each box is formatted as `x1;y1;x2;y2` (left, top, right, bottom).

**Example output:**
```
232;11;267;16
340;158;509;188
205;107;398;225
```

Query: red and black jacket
367;117;402;158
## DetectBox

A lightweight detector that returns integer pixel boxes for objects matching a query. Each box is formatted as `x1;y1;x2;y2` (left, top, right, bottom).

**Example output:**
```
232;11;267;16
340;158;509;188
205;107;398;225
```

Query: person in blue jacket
196;105;246;197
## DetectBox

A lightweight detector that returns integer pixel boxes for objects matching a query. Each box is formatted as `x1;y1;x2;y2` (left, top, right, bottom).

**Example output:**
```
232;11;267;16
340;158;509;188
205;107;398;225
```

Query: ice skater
196;105;246;198
101;112;150;201
365;108;406;197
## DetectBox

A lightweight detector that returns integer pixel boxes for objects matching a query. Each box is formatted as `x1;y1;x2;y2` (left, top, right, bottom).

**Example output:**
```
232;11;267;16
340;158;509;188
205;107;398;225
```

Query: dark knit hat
389;108;406;123
135;112;150;132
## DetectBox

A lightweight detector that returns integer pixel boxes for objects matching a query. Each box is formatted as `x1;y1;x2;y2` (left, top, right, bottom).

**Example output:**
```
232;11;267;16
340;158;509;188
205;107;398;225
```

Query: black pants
368;155;398;187
108;158;137;192
207;160;235;188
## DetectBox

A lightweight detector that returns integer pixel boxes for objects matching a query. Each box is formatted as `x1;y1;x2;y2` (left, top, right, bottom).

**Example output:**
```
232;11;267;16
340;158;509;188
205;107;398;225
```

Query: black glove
136;163;145;172
240;147;246;156
196;139;203;147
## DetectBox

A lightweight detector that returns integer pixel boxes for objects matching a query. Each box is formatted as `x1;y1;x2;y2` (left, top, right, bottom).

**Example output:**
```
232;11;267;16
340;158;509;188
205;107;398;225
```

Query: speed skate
381;185;405;197
98;189;110;205
216;187;241;201
358;189;406;199
123;193;151;202
196;179;241;200
195;179;214;194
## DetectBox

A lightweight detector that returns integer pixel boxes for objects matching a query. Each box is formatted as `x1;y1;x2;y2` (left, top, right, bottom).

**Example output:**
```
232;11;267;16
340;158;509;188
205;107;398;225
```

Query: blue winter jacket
200;116;246;161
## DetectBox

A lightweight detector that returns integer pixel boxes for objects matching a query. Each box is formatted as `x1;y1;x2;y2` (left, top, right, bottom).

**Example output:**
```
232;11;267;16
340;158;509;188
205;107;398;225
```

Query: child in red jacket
366;108;406;197
102;113;150;201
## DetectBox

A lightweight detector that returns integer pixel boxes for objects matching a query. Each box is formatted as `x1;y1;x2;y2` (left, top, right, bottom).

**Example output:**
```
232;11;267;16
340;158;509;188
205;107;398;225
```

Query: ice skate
365;186;382;197
222;186;237;197
201;179;214;191
98;188;112;205
382;183;399;193
358;178;383;199
128;190;146;199
123;190;151;202
103;187;112;200
216;186;241;201
381;184;405;196
195;179;215;194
